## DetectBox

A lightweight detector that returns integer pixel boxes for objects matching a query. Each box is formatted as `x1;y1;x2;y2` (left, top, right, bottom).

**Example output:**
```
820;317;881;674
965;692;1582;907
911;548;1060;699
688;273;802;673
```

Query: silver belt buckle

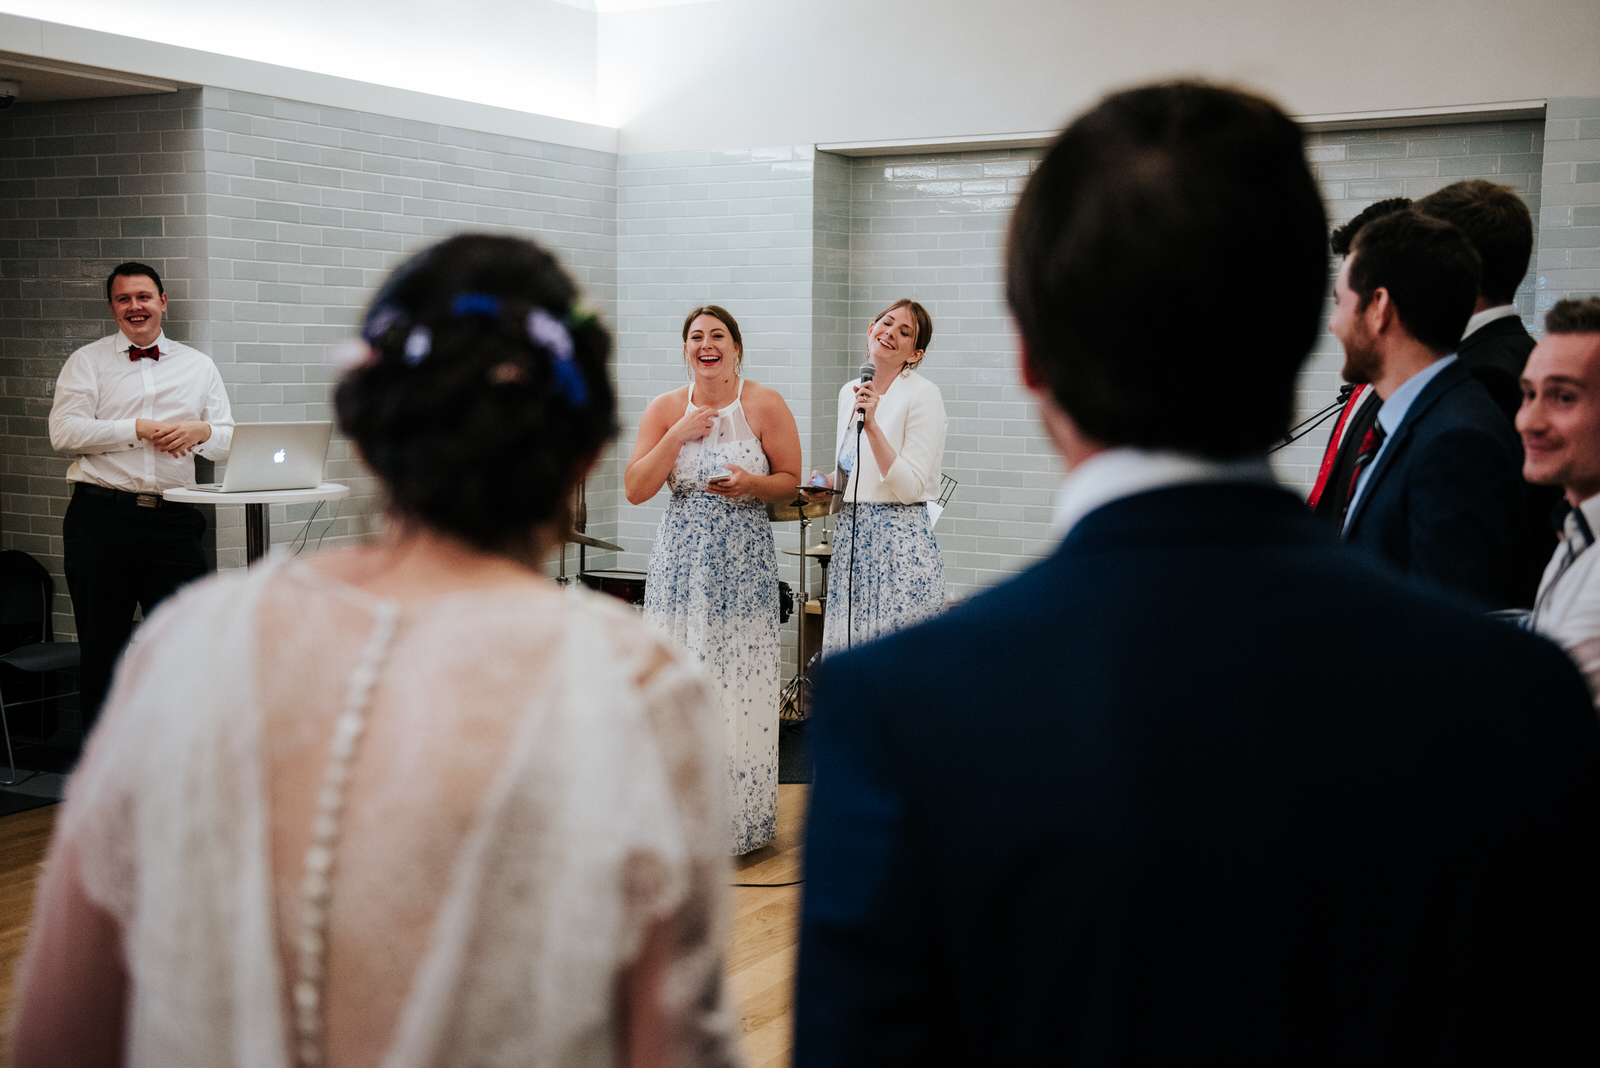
135;493;160;508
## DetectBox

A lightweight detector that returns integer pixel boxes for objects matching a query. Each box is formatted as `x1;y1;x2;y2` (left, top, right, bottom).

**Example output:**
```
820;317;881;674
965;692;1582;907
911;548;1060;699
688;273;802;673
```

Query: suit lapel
1342;359;1468;533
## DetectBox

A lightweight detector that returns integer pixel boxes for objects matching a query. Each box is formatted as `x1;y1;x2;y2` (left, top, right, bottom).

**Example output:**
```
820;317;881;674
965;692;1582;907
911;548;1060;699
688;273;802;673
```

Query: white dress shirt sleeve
192;359;234;459
48;343;140;456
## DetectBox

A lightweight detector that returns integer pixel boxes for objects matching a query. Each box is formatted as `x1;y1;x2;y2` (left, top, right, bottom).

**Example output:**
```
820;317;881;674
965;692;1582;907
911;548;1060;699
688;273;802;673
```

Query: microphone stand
1270;384;1357;453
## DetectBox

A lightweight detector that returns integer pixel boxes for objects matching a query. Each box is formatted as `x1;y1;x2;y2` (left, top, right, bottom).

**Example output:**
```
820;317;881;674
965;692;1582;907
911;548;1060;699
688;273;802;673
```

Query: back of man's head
1347;211;1482;355
1006;82;1327;458
1414;180;1532;306
1546;297;1600;336
1330;198;1412;257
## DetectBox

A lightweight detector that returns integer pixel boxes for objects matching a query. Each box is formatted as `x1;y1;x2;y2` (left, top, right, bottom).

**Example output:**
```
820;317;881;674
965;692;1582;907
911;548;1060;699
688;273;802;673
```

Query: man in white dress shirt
1519;297;1600;708
49;262;234;725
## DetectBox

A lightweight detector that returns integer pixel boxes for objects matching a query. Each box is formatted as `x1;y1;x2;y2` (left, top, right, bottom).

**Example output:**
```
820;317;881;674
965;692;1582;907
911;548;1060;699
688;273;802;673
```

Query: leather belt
72;482;193;510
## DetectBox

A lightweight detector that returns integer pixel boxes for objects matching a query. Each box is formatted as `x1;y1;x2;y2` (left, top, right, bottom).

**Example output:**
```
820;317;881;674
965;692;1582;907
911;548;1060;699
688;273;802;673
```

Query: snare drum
578;568;648;606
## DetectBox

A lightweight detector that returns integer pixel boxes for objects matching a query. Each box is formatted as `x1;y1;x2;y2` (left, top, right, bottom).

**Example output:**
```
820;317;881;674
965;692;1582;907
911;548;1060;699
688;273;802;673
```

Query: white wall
0;5;613;151
7;1;1600;154
602;0;1600;152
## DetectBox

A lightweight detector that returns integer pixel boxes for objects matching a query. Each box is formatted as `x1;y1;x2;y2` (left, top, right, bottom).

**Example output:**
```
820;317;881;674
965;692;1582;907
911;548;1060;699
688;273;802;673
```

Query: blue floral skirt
644;492;778;854
822;502;946;656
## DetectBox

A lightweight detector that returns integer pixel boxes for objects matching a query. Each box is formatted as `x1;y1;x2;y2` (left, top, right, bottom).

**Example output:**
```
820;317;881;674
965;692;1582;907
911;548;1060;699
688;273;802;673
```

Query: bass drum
578;568;648;607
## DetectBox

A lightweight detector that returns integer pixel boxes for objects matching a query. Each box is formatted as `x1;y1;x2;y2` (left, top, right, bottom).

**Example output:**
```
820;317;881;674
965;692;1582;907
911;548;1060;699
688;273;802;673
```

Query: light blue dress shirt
1342;354;1458;531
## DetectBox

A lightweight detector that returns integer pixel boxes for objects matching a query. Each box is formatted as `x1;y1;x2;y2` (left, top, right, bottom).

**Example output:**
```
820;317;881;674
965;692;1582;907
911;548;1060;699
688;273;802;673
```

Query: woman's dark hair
336;233;616;555
681;304;744;349
681;305;744;375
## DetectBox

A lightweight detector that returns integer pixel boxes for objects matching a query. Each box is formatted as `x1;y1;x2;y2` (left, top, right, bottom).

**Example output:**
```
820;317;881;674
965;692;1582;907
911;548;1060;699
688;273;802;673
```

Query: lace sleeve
618;633;741;1068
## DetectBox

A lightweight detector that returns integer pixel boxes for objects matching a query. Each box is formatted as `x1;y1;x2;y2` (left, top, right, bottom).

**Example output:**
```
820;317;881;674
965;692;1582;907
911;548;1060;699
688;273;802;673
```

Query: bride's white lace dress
58;555;739;1068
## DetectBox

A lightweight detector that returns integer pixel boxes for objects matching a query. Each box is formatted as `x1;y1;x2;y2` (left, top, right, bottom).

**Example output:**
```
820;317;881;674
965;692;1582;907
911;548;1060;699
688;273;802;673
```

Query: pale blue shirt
1343;354;1458;530
1049;447;1277;544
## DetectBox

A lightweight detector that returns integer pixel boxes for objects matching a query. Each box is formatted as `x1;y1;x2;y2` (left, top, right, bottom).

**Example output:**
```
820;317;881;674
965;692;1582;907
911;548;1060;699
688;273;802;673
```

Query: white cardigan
832;370;947;504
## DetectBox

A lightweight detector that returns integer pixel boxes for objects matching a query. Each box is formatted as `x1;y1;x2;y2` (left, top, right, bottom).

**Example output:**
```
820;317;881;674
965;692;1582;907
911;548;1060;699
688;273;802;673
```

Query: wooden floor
0;804;57;1057
729;782;807;1068
0;785;807;1066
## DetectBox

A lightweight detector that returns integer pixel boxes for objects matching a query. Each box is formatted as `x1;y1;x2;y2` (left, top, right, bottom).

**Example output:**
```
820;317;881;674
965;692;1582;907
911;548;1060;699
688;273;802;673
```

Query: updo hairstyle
335;233;616;555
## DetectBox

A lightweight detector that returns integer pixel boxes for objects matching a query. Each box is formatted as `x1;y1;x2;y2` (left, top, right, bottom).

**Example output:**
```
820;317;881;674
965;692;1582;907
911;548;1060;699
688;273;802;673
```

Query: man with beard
794;83;1600;1068
1333;211;1525;607
1306;197;1410;526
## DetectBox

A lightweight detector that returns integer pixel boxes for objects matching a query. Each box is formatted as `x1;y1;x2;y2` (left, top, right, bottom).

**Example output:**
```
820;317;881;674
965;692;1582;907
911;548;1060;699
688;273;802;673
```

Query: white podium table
164;483;350;564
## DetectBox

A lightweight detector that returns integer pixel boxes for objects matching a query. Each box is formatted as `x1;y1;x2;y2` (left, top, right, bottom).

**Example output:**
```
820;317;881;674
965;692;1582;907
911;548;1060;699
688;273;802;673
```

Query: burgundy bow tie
128;344;160;361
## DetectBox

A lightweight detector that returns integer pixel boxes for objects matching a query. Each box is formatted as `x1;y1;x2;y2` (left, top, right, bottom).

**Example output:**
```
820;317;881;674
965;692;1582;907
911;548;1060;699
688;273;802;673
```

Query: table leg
246;502;269;564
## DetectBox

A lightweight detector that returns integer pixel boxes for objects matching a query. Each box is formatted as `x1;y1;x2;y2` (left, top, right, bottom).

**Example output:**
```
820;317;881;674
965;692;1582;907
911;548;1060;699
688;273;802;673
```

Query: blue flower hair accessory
403;326;432;365
362;292;589;407
451;293;502;318
362;305;403;344
525;307;588;407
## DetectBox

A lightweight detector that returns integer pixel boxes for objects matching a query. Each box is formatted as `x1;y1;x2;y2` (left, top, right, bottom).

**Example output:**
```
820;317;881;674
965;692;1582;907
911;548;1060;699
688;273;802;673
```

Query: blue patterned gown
644;384;779;854
822;426;947;655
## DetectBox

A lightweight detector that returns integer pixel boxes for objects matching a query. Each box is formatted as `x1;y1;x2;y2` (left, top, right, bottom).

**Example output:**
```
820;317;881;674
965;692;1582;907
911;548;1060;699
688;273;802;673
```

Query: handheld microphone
856;361;875;431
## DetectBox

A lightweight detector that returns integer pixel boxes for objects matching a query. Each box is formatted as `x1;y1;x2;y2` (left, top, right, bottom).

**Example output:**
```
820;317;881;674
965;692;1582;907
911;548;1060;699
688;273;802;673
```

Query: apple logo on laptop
273;449;286;464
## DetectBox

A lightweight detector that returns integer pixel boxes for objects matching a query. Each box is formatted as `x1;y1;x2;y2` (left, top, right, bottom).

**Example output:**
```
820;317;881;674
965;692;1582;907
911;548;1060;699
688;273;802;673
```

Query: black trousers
63;487;209;729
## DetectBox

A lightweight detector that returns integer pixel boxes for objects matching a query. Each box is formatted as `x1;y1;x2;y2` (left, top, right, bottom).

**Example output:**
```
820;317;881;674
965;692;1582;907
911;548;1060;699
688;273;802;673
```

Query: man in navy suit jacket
1414;179;1536;424
1333;211;1526;608
1416;178;1555;600
795;82;1600;1068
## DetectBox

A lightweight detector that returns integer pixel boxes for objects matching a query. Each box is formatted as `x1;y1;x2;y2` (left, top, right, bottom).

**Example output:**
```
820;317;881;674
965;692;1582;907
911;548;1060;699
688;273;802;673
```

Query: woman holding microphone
811;299;948;654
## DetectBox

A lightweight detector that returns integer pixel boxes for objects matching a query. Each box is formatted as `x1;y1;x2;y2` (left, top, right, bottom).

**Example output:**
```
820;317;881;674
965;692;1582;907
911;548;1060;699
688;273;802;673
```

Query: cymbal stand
780;496;816;721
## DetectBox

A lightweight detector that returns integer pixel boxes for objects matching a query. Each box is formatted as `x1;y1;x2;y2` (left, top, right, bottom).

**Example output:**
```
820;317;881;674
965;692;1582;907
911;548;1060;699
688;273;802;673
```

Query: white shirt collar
1462;304;1521;340
1568;492;1600;550
1048;447;1276;542
118;330;170;352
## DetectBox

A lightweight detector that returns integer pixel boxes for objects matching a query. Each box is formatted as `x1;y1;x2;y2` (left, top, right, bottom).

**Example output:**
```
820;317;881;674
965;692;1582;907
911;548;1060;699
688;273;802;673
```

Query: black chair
0;550;80;786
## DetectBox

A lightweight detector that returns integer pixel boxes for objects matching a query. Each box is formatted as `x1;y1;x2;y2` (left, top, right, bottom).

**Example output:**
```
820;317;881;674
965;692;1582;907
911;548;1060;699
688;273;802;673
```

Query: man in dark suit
1415;178;1555;599
1414;179;1536;423
1306;197;1410;527
794;82;1600;1068
1333;210;1526;608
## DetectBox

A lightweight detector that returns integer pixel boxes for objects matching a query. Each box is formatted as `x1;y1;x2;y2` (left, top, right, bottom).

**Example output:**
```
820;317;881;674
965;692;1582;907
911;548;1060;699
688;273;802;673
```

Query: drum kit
770;489;843;721
561;477;844;721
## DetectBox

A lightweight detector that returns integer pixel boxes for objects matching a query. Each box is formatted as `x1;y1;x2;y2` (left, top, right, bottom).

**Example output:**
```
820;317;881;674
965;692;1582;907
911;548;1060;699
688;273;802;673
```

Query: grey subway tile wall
1538;98;1600;308
1282;118;1546;489
1;88;617;639
612;145;827;678
843;150;1049;597
6;90;1600;658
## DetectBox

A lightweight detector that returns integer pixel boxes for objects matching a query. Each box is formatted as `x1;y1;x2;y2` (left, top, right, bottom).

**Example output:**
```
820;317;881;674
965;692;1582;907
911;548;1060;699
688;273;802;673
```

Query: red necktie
128;345;160;361
1306;384;1366;508
1340;422;1387;526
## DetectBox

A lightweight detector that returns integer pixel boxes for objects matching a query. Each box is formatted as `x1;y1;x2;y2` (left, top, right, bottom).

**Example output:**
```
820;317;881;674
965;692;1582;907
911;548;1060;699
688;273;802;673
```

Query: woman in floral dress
627;305;802;854
808;299;948;655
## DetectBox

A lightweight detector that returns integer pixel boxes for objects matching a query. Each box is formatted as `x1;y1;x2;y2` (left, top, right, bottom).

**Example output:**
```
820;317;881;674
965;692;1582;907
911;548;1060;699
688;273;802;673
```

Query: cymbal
566;530;624;552
767;496;833;522
782;544;834;557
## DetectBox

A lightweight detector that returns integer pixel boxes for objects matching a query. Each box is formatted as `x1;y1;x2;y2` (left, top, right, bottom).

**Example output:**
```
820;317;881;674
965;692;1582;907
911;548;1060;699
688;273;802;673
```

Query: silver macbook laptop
191;421;334;493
